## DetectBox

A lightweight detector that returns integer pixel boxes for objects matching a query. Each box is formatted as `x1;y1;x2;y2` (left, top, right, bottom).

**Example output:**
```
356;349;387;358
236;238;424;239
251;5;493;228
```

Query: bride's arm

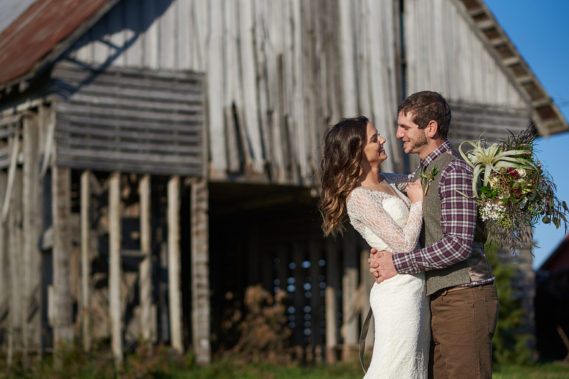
347;188;423;252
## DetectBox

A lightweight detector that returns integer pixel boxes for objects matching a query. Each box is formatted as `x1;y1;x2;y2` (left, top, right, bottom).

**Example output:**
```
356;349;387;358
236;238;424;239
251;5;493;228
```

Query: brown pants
429;283;499;379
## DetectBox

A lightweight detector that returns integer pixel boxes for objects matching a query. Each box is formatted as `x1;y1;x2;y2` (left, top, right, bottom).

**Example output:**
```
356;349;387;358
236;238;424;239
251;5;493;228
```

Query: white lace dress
347;185;430;379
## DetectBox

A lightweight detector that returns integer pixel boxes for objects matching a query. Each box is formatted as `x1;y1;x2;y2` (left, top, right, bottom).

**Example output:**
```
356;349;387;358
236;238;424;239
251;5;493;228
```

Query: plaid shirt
393;141;493;286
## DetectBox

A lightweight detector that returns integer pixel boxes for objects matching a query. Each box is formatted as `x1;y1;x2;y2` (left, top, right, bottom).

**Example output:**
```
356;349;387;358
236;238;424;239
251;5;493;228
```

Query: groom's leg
429;284;499;379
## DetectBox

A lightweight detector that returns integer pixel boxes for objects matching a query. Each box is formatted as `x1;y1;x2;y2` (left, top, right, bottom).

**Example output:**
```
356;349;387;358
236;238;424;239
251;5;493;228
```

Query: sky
484;0;569;269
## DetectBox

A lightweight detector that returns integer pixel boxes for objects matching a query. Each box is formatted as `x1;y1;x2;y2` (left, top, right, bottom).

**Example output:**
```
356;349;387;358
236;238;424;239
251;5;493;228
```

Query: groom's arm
391;160;477;274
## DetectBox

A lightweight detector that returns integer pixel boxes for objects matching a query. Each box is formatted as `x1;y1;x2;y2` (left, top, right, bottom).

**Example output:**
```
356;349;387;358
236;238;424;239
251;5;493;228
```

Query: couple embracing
320;91;499;379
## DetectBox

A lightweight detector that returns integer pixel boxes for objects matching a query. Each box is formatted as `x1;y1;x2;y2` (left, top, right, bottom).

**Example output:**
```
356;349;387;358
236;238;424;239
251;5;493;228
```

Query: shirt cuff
392;251;419;274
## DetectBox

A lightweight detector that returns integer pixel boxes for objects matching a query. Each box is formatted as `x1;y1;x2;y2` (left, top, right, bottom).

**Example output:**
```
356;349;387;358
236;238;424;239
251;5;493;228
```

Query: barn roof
0;0;567;136
0;0;117;90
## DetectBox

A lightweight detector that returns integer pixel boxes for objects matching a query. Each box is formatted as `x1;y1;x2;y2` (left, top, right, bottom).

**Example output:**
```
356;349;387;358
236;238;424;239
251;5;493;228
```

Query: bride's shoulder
347;186;365;203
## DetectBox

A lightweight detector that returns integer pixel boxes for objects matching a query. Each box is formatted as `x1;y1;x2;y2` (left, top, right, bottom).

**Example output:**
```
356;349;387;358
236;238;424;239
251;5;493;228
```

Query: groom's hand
368;248;381;280
369;250;397;283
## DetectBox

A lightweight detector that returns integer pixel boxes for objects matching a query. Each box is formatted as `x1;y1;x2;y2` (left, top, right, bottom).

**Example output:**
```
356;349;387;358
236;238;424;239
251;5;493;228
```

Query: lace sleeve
347;188;423;252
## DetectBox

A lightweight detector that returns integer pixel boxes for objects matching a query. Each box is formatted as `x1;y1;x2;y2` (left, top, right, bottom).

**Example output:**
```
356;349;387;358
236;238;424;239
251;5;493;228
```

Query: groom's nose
396;126;404;139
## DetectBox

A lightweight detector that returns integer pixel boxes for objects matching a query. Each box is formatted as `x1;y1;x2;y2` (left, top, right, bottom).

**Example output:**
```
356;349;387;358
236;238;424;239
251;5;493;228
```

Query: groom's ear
425;120;439;138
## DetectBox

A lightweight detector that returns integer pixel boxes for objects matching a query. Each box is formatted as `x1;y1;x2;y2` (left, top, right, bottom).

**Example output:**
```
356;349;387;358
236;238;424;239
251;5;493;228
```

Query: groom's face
396;111;428;156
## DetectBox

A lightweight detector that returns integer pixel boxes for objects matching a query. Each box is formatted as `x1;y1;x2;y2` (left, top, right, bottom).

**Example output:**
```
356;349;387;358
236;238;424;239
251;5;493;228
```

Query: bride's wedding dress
347;184;430;379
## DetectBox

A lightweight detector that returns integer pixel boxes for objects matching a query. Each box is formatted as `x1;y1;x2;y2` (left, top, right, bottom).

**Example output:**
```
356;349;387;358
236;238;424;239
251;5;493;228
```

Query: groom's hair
397;91;451;139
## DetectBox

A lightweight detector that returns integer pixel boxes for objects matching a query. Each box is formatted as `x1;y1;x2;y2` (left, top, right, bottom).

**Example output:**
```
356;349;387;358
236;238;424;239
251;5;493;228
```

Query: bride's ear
425;120;438;138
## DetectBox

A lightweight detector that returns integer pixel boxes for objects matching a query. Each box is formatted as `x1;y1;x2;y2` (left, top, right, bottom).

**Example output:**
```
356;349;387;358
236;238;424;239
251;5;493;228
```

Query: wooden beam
0;172;7;360
360;244;373;349
309;238;322;363
109;171;122;365
80;171;91;352
342;229;358;361
139;174;154;342
191;178;210;365
325;238;339;363
52;166;74;348
292;243;305;348
23;113;42;355
8;156;22;364
168;176;183;352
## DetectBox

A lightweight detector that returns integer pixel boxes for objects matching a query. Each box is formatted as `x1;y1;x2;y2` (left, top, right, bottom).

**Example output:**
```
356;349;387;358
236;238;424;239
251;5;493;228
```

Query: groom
370;91;499;378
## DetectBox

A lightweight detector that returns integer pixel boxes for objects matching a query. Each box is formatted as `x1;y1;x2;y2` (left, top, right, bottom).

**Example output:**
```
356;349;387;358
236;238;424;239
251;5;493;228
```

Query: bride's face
363;122;387;166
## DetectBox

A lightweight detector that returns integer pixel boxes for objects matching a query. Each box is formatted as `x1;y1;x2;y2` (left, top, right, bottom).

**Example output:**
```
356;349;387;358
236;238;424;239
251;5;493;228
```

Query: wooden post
23;114;42;356
191;178;210;365
342;229;358;361
276;246;288;293
109;172;122;365
80;171;91;352
292;242;305;350
168;176;183;352
0;172;7;360
139;174;154;341
52;165;74;348
8;141;22;365
309;238;322;363
325;238;339;363
360;244;373;348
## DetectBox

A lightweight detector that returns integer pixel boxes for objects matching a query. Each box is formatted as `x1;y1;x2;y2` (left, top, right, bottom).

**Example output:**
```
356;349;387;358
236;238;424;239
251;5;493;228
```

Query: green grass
174;360;569;379
2;350;569;378
493;363;569;379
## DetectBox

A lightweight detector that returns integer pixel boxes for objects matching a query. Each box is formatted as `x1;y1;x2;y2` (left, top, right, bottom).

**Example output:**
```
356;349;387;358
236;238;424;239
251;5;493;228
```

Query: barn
0;0;567;366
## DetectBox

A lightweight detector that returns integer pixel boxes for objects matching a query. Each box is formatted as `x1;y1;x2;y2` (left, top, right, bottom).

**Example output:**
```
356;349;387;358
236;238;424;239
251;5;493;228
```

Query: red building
535;234;569;361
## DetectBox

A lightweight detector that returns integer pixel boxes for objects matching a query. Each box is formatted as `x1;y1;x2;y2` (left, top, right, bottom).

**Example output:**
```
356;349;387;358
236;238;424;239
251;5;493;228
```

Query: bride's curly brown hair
320;116;369;236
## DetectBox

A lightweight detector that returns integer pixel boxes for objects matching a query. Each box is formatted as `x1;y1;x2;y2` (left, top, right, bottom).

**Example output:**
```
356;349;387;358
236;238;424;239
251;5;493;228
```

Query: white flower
516;168;527;177
479;201;506;222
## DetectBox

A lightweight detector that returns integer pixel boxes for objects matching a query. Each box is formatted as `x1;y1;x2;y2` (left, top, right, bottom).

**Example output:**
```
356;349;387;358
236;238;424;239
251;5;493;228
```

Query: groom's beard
403;134;428;154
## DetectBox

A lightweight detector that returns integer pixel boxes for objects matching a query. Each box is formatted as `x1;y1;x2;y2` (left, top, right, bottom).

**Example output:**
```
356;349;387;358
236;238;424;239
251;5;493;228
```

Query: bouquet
458;126;569;249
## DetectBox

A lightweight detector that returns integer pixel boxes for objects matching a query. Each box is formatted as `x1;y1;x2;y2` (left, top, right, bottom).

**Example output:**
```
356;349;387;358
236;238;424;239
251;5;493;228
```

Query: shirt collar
420;140;452;167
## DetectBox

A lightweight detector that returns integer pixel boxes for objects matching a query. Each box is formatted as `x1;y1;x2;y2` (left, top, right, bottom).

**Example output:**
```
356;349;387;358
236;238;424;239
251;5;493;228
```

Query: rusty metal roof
0;0;113;88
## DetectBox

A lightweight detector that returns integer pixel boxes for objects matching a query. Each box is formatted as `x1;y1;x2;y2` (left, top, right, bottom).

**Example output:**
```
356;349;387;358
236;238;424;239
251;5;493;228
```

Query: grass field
2;352;568;378
180;360;569;379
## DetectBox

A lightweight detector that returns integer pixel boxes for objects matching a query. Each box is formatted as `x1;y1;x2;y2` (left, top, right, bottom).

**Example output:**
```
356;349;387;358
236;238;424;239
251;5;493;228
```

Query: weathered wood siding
52;62;205;176
449;102;530;144
64;0;403;183
404;0;527;108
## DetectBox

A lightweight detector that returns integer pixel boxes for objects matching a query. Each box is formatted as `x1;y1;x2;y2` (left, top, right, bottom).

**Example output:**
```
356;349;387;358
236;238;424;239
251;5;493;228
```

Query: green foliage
486;241;534;365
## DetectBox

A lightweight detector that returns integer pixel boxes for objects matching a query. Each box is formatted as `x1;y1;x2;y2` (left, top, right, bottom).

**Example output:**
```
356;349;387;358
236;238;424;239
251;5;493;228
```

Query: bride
320;116;429;378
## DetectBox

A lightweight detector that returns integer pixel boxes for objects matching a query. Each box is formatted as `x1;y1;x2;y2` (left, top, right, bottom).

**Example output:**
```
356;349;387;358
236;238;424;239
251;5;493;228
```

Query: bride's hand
406;179;423;203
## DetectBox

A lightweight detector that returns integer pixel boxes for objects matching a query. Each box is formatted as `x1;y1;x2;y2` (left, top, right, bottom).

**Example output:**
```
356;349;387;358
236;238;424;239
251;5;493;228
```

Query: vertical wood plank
8;148;23;364
23;114;42;355
360;242;373;348
0;172;7;356
168;176;183;352
109;172;122;365
191;178;210;364
276;245;288;293
309;238;322;362
325;238;339;363
80;171;91;352
139;174;154;341
342;229;358;361
292;242;304;348
52;166;74;348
